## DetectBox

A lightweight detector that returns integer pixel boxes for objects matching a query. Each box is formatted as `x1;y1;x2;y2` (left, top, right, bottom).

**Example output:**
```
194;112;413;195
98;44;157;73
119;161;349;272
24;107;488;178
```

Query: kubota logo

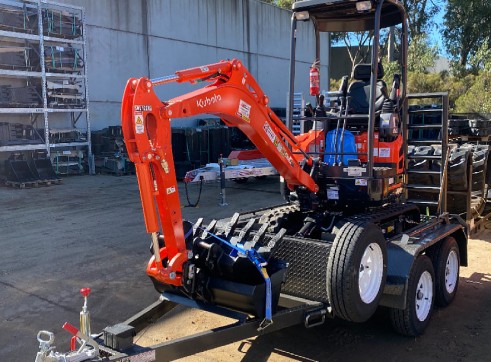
196;94;222;108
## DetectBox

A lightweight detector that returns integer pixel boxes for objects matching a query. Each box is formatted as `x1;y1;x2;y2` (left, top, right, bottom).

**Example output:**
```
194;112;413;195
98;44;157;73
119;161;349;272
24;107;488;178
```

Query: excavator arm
121;59;318;287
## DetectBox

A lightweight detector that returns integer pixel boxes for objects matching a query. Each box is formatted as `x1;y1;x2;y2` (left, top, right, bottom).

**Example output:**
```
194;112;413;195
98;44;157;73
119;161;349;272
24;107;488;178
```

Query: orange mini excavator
120;0;467;339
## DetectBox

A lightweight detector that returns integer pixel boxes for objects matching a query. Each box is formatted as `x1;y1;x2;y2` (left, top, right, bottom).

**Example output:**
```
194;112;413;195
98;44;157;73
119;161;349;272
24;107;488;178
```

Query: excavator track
248;203;420;303
258;203;301;233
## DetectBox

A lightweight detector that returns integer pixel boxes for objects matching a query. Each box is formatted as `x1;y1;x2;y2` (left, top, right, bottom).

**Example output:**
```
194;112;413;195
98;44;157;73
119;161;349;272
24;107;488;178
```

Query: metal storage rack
0;0;91;174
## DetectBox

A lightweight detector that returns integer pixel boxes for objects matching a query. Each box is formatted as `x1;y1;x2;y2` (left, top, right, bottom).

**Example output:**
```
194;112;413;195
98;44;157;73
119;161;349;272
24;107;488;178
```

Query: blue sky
430;6;446;56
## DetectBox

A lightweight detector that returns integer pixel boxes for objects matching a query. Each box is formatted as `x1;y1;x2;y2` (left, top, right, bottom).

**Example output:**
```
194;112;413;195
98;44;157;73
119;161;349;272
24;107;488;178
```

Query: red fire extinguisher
309;62;320;96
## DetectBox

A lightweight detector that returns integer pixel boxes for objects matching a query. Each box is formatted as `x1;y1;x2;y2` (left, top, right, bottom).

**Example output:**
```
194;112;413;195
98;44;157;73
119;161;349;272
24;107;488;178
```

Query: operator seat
348;63;388;114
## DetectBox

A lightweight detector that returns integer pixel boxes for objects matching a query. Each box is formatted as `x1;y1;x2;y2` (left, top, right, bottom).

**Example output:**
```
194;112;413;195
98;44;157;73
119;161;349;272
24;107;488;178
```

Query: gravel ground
0;174;490;361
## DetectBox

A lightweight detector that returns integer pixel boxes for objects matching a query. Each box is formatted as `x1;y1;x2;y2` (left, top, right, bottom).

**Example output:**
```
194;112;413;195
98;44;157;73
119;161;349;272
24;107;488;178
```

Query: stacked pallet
49;128;86;144
46;79;85;108
43;45;84;73
0;42;39;71
0;4;37;34
0;122;43;145
91;126;134;175
0;84;42;107
42;9;82;39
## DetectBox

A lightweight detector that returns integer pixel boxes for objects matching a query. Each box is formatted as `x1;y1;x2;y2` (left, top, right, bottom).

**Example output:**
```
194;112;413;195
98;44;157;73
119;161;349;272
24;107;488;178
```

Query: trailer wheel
327;221;387;323
390;255;435;336
428;237;460;307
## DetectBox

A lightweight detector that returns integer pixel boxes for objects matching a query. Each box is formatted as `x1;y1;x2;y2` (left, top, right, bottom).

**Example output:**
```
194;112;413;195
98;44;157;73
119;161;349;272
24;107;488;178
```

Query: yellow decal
237;100;251;122
135;115;144;134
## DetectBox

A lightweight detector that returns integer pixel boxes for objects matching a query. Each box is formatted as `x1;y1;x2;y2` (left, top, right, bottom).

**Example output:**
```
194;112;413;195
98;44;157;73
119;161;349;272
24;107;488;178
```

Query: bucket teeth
230;218;255;246
251;223;268;249
193;217;204;237
238;219;256;240
224;213;240;239
258;228;287;254
200;219;217;239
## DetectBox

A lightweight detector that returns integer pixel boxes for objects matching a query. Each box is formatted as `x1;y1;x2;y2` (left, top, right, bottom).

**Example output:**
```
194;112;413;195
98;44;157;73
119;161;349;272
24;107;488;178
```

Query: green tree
407;34;438;73
467;39;491;73
454;72;491;113
402;0;440;40
262;0;294;9
443;0;491;71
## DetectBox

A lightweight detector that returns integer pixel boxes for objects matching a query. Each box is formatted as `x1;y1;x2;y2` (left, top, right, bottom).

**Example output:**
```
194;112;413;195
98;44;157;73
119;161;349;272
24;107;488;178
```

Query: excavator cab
289;0;408;212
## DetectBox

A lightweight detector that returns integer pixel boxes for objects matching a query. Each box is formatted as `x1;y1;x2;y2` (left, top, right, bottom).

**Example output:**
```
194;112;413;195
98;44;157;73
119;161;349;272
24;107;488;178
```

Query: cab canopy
292;0;405;32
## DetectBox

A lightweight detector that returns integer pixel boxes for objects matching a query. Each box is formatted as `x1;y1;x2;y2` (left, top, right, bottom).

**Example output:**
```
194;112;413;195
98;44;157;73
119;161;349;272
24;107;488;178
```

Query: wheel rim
358;242;384;304
445;250;459;294
415;270;433;321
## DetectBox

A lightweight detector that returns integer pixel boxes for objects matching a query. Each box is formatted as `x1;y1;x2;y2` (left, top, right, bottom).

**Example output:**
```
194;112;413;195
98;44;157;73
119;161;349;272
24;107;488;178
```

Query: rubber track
340;203;419;226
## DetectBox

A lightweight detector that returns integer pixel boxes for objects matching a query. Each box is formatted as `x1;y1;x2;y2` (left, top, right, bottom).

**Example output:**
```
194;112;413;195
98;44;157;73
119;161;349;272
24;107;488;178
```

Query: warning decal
355;178;368;186
135;115;144;134
237;100;251;122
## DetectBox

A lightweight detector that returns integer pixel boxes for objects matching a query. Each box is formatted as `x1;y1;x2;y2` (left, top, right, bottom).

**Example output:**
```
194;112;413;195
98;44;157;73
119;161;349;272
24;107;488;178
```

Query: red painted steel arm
121;59;318;287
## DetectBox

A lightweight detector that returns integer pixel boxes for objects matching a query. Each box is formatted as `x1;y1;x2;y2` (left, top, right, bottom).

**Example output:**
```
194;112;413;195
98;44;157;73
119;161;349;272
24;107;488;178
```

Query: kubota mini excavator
121;0;467;338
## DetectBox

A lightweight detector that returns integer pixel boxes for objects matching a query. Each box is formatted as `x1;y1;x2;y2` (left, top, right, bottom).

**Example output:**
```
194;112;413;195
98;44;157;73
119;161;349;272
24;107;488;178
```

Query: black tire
327;221;387;323
390;255;435;336
428;237;460;307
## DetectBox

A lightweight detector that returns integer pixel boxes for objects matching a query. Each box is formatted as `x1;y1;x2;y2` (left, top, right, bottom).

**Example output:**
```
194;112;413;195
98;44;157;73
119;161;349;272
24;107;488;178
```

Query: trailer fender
379;223;467;309
379;242;414;309
449;227;468;267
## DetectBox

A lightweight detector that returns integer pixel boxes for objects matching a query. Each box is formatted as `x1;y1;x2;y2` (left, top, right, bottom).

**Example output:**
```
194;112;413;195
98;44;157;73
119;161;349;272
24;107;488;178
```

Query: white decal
327;189;339;200
200;66;209;72
196;94;222;109
135;115;144;134
355;179;368;186
389;177;394;185
134;105;152;111
263;123;295;167
237;99;251;122
263;123;276;143
166;186;176;194
379;148;390;158
343;167;366;177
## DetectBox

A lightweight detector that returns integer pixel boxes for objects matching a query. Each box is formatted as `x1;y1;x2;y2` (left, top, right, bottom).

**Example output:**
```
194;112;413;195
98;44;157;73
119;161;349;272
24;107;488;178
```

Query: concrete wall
59;0;327;129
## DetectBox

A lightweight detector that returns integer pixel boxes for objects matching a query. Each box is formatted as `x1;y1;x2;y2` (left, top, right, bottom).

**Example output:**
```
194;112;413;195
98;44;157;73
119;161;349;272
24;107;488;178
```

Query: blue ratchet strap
184;226;193;240
196;225;273;329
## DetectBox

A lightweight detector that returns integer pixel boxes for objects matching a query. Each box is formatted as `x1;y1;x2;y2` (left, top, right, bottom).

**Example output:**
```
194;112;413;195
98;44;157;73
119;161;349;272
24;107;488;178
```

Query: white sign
237;99;251;122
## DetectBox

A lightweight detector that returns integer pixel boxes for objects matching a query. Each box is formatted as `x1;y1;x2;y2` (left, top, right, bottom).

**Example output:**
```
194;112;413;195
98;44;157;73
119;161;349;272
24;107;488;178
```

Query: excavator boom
121;59;318;287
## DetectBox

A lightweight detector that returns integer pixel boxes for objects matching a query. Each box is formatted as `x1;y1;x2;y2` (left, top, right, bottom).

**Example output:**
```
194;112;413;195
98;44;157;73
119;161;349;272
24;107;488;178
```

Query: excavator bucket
150;215;289;319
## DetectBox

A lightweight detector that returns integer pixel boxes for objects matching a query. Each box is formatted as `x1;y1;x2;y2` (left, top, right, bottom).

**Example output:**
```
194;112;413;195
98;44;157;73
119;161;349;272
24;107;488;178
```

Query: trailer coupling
34;325;98;362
